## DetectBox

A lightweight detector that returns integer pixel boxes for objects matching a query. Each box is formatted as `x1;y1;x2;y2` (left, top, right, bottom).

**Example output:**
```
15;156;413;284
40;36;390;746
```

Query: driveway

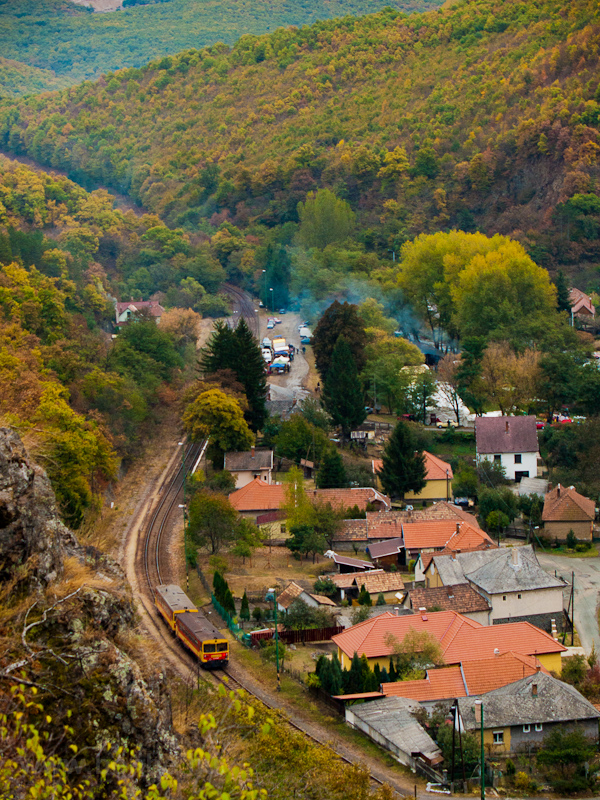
536;551;600;655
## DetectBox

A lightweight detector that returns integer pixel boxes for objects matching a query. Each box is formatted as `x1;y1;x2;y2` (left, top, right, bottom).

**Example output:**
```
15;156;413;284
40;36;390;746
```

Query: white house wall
477;450;538;482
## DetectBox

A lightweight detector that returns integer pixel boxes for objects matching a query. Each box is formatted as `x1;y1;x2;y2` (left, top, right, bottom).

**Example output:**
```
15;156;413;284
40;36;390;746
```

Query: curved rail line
222;283;260;339
142;441;201;594
138;440;403;796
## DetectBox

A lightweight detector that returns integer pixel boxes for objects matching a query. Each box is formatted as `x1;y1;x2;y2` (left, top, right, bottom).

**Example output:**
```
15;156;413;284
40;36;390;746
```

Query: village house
328;553;375;573
458;671;600;757
372;451;454;502
380;652;549;706
570;287;596;322
475;415;539;482
542;483;596;541
350;570;405;604
331;501;482;551
276;581;338;614
422;545;565;632
406;583;491;625
331;609;566;673
114;299;164;326
224;447;273;489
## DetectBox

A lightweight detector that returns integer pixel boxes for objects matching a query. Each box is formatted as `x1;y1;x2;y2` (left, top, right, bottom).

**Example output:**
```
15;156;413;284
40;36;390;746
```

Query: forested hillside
0;56;69;98
3;0;599;279
0;0;444;89
0;155;232;527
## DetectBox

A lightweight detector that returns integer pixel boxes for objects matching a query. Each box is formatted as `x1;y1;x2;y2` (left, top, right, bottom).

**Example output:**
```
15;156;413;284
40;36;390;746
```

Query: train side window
217;643;228;652
203;643;216;653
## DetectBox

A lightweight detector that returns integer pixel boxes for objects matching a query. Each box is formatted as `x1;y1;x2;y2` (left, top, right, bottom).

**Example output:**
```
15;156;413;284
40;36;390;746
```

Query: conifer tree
347;652;363;693
233;317;268;431
316;447;347;488
388;660;397;682
240;590;250;622
321;336;366;440
555;270;571;314
376;592;386;606
379;667;390;683
379;420;426;500
200;321;237;374
358;584;372;606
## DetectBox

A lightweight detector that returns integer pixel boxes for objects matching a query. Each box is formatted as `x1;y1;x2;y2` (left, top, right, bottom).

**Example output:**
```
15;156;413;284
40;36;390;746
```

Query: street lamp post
269;287;274;313
262;269;267;305
446;468;450;502
266;587;281;691
475;699;485;800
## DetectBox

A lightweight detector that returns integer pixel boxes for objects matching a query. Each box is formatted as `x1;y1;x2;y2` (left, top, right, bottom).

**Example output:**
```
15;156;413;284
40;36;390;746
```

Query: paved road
536;551;600;655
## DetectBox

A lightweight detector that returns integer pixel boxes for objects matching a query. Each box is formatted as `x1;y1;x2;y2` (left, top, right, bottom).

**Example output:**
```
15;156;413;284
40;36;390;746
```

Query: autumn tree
385;628;445;679
480;341;540;415
297;189;355;249
378;420;426;500
182;387;254;468
187;490;239;554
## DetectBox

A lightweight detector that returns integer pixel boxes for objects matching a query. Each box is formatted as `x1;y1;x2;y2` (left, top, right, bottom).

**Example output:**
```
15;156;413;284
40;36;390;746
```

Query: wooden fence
248;625;343;646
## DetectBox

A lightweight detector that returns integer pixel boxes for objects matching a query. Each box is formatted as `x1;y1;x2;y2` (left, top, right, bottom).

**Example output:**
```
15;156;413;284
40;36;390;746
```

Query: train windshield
217;642;228;652
203;643;216;653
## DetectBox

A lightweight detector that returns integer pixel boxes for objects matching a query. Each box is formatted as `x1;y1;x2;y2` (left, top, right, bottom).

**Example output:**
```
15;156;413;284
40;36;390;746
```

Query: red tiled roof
570;288;595;316
402;520;494;551
332;610;566;662
381;652;549;701
542;484;595;523
309;487;391;511
115;299;164;317
229;478;285;512
475;415;538;455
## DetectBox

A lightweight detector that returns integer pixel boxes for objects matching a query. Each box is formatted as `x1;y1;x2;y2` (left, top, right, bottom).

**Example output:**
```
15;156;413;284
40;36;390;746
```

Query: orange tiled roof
332;610;566;662
542;484;595;523
308;487;391;511
402;520;494;551
229;478;285;512
372;452;452;482
381;652;549;701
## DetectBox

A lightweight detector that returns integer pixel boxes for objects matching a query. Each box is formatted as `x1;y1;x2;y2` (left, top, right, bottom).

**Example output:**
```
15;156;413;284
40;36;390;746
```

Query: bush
567;529;577;549
576;543;589;552
408;559;416;572
506;758;516;776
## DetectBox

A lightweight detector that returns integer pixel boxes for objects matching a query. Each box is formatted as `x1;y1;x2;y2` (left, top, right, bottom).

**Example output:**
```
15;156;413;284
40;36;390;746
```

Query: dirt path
261;310;312;405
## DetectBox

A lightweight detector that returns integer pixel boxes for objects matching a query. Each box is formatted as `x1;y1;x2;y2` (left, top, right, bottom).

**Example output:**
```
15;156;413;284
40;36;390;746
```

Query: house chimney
419;607;428;621
505;419;509;433
535;665;542;673
456;523;460;535
532;683;538;697
494;648;500;656
394;606;400;616
251;445;255;459
511;548;518;566
557;484;561;498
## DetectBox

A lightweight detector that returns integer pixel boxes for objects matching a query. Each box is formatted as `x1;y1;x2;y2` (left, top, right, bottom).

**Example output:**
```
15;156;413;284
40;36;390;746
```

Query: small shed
345;696;442;770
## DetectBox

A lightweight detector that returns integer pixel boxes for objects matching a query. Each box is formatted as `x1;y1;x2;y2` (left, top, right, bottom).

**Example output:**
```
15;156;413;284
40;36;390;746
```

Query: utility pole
475;699;485;800
262;268;267;305
267;587;281;691
572;570;575;647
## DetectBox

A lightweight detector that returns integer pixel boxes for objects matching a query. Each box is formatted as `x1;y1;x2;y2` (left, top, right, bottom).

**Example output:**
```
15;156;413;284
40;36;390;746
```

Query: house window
523;725;531;733
503;595;507;601
535;723;543;732
280;524;286;533
514;454;522;464
493;731;504;744
518;594;522;599
494;454;501;463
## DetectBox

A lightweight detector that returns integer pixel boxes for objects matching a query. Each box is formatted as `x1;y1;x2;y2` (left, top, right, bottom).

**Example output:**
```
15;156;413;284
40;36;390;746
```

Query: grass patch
536;544;598;558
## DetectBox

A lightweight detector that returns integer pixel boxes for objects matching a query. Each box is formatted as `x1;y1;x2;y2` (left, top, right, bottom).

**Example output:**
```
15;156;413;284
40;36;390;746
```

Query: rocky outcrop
0;427;78;590
0;428;179;781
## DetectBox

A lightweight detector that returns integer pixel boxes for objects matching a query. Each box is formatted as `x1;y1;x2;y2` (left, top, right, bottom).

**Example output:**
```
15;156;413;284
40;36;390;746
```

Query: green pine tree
347;652;363;693
555;270;571;314
240;589;250;622
388;660;397;682
321;336;366;440
376;592;386;606
379;420;426;500
358;585;372;606
233;317;268;431
200;320;237;375
316;447;348;488
312;300;367;380
379;667;390;683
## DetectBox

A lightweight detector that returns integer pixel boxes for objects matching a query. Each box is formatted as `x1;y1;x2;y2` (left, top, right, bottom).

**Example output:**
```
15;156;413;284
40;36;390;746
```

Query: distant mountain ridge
0;0;445;89
2;0;600;271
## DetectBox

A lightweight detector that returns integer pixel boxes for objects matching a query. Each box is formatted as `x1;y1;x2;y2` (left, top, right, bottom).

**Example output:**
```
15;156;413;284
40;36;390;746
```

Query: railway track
136;439;405;797
222;283;260;339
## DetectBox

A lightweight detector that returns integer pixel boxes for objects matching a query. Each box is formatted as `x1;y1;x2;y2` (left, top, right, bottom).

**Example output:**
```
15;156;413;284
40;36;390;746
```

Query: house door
514;471;530;482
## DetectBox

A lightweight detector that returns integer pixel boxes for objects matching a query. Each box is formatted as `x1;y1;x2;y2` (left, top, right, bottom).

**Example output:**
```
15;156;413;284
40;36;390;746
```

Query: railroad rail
140;440;201;593
222;283;259;339
136;439;405;797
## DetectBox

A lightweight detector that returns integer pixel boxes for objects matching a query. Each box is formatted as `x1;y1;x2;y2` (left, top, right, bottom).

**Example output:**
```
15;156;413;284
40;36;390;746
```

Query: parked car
536;420;546;429
279;308;286;314
364;406;374;414
267;320;275;329
436;419;458;428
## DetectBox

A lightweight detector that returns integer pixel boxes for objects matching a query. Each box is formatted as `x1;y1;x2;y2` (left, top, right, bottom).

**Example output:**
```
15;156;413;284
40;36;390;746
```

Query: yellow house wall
405;479;453;501
338;648;392;672
544;520;593;541
483;727;511;755
424;565;444;588
537;652;562;674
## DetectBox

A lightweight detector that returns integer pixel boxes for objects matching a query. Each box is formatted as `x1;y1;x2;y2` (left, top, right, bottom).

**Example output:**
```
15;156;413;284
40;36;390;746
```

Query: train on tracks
155;584;229;668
